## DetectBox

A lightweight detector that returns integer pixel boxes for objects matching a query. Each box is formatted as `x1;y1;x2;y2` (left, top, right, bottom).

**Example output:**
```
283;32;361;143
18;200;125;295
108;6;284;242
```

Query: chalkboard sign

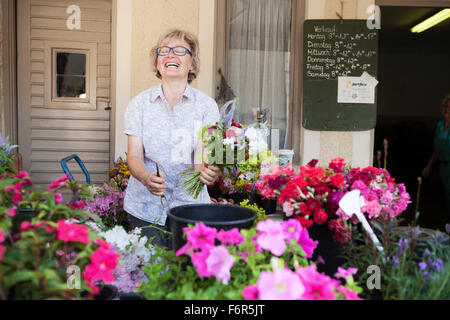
303;20;378;131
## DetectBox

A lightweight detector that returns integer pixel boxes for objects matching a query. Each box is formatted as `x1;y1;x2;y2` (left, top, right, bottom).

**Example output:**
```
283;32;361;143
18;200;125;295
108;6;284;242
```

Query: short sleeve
202;97;220;127
124;96;143;138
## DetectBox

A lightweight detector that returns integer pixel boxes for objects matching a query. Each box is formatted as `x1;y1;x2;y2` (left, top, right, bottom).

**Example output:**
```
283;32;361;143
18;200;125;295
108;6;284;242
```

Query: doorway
16;0;113;189
376;5;450;230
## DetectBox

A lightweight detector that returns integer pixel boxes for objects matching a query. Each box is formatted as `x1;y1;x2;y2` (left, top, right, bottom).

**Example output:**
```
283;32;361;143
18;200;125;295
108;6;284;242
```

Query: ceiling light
411;9;450;33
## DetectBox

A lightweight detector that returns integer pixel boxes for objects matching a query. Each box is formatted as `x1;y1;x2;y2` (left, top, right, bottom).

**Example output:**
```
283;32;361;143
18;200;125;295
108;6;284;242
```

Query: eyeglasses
156;46;192;57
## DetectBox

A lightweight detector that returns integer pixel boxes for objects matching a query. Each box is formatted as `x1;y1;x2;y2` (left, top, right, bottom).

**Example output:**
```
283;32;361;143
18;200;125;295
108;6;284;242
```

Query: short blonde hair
151;29;200;84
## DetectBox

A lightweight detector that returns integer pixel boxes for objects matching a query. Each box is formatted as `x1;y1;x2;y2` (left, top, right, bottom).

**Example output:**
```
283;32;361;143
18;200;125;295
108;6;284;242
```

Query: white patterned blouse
123;84;220;225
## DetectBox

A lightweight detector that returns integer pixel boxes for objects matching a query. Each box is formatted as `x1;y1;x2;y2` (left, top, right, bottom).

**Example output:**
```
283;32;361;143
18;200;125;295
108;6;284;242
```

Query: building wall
301;0;375;168
0;0;4;137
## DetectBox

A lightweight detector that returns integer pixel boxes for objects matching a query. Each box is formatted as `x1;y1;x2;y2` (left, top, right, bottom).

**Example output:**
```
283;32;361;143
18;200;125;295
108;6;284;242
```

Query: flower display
256;158;411;244
107;157;130;192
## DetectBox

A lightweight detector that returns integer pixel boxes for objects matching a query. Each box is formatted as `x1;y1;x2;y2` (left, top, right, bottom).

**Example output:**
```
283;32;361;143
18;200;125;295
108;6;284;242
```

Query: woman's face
157;37;193;82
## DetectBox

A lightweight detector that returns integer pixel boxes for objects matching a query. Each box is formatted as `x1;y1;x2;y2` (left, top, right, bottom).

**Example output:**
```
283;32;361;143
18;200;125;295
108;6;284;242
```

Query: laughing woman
123;29;221;247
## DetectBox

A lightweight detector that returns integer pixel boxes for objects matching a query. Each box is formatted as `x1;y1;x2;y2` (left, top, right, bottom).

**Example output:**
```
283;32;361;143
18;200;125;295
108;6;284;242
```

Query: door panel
17;0;112;186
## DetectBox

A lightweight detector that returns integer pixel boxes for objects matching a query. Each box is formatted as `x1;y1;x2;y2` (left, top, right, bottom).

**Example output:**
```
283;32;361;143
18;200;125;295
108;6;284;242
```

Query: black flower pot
252;193;278;215
308;223;346;277
168;204;257;252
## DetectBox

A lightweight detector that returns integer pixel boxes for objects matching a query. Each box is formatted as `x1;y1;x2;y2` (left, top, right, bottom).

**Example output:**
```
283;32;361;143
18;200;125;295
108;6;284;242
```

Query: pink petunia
191;248;212;278
282;219;302;241
11;192;23;203
186;222;217;250
89;247;119;282
296;265;340;300
176;241;195;258
7;207;16;217
334;267;358;280
47;174;70;190
206;245;235;283
217;228;245;245
53;193;63;205
0;229;5;243
337;286;363;300
14;171;29;179
0;245;5;262
256;219;286;256
257;269;305;300
297;228;318;259
242;285;259;300
56;220;90;244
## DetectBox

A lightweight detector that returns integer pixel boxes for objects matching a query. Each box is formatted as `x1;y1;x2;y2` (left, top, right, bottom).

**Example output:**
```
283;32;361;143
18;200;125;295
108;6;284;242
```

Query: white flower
223;137;236;146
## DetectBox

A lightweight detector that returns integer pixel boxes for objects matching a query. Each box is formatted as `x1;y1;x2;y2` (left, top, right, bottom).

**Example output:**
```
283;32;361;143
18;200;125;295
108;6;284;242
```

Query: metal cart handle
60;154;90;185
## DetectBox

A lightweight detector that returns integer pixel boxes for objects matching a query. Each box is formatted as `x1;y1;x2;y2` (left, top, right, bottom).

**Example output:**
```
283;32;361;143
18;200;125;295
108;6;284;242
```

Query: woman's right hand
144;172;168;196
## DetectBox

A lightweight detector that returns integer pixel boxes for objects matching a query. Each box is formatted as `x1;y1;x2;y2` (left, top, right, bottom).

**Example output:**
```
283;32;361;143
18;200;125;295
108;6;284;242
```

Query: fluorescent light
411;9;450;33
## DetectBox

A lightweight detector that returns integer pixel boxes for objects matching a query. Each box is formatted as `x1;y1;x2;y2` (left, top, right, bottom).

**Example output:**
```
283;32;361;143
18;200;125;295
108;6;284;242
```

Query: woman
123;29;221;246
423;94;450;216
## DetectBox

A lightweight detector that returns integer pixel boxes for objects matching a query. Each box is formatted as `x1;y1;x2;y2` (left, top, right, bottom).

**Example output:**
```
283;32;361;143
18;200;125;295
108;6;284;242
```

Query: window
215;0;305;162
44;41;97;109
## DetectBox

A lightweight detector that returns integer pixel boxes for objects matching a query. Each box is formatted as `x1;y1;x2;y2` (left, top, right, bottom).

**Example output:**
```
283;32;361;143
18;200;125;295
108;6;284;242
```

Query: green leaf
5;270;39;287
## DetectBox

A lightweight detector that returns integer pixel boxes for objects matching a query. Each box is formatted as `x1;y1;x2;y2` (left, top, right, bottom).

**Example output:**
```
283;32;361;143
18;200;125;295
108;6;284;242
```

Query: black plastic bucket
168;204;257;252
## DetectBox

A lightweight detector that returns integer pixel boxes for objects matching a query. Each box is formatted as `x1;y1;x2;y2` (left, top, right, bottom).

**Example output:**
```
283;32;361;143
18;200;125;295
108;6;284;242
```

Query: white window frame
44;41;97;110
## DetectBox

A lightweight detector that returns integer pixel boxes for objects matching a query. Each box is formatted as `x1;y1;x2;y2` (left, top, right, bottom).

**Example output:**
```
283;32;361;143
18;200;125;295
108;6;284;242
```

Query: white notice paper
337;72;378;104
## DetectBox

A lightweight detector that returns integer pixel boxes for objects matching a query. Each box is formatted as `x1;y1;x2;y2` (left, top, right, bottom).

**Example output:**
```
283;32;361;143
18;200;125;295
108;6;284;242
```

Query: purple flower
445;224;450;234
433;259;444;273
268;177;287;190
418;262;427;271
391;256;399;268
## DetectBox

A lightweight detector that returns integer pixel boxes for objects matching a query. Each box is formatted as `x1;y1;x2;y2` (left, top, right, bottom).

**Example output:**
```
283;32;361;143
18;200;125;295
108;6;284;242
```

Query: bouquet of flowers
180;98;270;199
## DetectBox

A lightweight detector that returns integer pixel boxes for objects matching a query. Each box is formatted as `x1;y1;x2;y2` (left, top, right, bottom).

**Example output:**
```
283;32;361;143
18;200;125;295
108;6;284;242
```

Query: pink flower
0;229;5;242
187;222;217;250
56;220;90;244
7;207;16;217
20;221;32;232
257;269;305;300
68;200;85;210
337;286;363;300
96;238;111;249
242;285;259;300
256;219;286;256
297;228;318;259
5;182;24;193
335;267;358;279
296;265;340;300
0;245;5;262
89;247;119;283
176;241;195;257
192;249;211;278
282;202;295;217
362;200;382;219
47;174;70;190
11;192;23;203
15;171;29;179
53;193;63;205
217;228;245;245
206;246;235;283
282;219;302;241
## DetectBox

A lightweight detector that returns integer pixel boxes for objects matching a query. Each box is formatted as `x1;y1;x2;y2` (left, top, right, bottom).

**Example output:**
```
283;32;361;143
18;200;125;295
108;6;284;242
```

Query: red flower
11;192;23;203
295;216;313;228
313;209;328;225
308;178;330;195
56;220;90;244
278;178;306;204
329;157;346;173
300;165;325;180
329;174;344;188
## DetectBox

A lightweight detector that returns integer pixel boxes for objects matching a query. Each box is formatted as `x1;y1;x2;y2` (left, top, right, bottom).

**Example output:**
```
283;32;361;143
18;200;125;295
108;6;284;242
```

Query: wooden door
17;0;112;188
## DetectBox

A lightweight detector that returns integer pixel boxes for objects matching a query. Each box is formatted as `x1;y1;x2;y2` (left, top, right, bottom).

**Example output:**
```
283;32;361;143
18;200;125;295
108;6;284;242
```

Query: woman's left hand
199;164;221;186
